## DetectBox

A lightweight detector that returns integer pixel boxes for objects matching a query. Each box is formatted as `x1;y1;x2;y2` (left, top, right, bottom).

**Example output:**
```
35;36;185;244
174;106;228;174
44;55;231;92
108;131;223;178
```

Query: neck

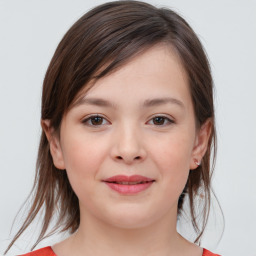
57;208;194;256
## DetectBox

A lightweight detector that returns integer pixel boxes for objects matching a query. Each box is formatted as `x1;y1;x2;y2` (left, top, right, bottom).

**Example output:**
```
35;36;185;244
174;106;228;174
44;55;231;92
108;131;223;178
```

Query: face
45;44;210;230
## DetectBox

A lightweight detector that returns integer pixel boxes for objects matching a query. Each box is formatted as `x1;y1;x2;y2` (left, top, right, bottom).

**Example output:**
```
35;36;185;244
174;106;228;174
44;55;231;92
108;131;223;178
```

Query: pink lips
103;175;155;194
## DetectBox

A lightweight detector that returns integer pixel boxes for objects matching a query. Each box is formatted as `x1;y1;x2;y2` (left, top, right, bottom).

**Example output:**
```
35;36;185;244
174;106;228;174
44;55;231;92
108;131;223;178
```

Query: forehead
73;44;190;108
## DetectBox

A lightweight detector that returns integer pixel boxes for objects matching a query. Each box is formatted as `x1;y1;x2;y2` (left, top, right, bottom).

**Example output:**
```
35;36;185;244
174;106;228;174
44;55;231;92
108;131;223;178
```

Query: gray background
0;0;256;255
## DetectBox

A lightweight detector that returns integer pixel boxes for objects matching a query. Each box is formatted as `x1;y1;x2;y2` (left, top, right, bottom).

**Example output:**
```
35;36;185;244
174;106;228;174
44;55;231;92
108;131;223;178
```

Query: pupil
153;117;164;125
92;117;102;125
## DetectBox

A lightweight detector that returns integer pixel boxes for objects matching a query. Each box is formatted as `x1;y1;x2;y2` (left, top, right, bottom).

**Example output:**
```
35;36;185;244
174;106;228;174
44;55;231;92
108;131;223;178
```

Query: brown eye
82;115;109;126
91;116;103;125
148;116;174;126
153;117;165;125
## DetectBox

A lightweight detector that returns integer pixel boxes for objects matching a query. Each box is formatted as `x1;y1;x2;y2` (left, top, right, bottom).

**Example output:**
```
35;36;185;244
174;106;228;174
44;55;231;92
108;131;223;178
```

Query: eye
147;116;174;126
82;115;110;127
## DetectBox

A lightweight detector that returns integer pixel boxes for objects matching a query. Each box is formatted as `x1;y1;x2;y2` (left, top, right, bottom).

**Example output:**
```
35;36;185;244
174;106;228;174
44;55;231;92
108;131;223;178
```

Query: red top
19;246;221;256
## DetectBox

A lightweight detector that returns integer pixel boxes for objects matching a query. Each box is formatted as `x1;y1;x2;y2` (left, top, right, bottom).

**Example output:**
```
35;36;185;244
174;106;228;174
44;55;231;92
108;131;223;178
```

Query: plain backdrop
0;0;255;255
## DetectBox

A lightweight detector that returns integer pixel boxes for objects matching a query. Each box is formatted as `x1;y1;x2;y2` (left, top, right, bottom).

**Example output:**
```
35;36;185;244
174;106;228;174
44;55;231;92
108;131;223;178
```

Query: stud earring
194;159;201;166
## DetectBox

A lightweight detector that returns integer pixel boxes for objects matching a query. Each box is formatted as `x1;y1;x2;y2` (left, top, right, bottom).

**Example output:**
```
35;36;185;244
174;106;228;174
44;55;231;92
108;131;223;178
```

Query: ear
41;119;65;170
190;119;212;170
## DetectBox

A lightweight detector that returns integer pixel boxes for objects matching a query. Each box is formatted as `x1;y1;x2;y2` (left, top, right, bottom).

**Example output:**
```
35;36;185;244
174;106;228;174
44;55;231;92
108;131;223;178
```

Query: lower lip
104;182;154;194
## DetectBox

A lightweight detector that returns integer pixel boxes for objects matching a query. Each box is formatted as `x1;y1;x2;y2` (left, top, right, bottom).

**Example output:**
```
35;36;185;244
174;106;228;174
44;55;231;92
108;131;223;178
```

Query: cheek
62;132;102;169
60;133;108;192
149;132;194;192
151;132;194;170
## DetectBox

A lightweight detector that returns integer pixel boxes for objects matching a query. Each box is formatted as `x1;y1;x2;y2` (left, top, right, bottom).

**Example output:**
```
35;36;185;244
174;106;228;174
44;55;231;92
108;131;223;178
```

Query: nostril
115;155;141;161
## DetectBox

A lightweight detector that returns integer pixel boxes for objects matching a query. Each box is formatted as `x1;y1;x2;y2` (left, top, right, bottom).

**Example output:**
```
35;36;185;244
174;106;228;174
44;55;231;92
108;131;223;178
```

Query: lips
102;175;155;194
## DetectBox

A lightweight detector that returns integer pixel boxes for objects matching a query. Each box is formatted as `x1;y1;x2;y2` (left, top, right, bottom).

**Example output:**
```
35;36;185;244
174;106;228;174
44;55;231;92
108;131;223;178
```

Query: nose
110;123;147;165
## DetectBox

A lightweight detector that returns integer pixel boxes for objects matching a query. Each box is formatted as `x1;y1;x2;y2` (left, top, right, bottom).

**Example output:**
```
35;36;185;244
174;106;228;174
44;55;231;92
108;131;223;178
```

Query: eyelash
81;115;174;127
82;115;110;126
147;116;174;126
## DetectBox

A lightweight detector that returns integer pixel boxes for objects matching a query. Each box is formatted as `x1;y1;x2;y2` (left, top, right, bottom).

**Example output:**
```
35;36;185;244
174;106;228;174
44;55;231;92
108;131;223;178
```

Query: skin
43;44;212;256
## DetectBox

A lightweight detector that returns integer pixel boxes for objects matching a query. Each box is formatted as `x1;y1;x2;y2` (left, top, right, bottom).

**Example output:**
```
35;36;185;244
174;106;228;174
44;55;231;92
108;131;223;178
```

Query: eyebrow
143;97;184;108
75;97;117;108
75;97;184;109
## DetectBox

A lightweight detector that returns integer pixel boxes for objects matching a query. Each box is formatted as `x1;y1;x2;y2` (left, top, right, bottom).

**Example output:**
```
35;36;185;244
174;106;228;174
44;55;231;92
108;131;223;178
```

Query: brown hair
6;1;218;253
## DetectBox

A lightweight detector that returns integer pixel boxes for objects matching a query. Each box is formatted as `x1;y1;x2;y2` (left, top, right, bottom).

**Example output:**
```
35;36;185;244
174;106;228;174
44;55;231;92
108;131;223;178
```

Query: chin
100;205;162;230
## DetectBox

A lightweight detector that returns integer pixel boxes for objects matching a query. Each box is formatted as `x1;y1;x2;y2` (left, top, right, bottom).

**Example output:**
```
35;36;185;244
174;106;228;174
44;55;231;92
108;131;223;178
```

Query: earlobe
190;119;212;170
41;120;65;170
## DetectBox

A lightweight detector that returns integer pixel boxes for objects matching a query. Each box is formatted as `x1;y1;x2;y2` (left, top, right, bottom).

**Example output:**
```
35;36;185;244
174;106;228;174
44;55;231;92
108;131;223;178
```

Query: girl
5;1;221;255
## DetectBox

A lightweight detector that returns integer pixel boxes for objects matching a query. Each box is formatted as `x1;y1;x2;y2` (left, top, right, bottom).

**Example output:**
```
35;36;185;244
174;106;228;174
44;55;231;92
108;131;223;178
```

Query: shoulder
203;248;221;256
18;246;56;256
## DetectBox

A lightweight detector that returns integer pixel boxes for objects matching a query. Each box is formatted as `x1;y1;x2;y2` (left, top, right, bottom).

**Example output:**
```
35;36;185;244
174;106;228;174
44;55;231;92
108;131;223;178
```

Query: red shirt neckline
20;246;220;256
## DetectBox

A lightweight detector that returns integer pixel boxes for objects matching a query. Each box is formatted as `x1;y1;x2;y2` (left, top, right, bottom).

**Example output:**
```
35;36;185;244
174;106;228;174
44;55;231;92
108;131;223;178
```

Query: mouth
102;175;155;194
105;181;153;185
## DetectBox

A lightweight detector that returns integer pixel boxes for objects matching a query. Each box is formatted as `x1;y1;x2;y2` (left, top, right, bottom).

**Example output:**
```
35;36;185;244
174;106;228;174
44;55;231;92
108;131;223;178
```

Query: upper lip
103;175;155;183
